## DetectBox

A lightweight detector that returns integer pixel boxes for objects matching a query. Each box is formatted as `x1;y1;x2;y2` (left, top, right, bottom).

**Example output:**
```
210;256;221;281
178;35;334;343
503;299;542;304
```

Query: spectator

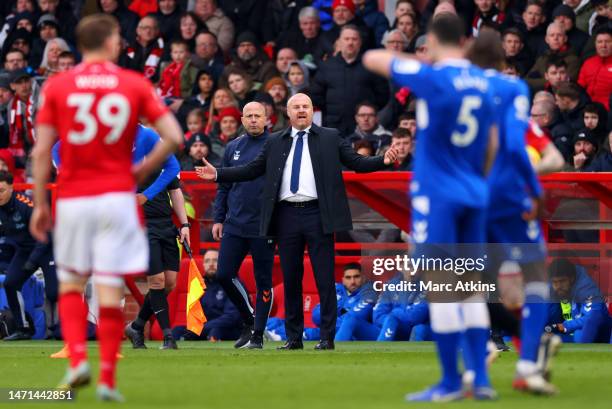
354;0;389;47
172;249;242;340
153;0;181;41
0;74;13;150
503;57;521;76
216;0;273;45
6;69;36;170
0;149;25;183
543;56;570;93
191;31;224;82
56;50;75;72
472;0;509;37
223;31;279;89
3;49;28;72
36;0;77;45
381;29;410;52
348;101;391;154
310;25;388;134
158;39;198;100
29;14;61;69
552;5;590;54
284;60;310;96
527;22;581;90
276;6;331;65
582;102;609;145
388;128;413;171
589;0;611;35
128;0;158;17
180;132;220;170
414;34;430;63
519;0;547;57
38;37;70;77
98;0;140;44
398;111;417;139
391;0;418;28
176;68;216;131
192;0;235;53
322;0;376;52
502;28;534;76
12;11;36;34
4;29;34;67
577;26;611;110
354;139;374;156
275;47;298;75
264;76;289;111
585;130;612;171
252;92;287;133
205;87;237;135
122;15;165;82
210;106;241;157
564;0;595;33
396;13;420;52
570;128;599;170
531;99;575;160
184;108;205;139
226;68;257;108
555;82;588;133
175;11;202;52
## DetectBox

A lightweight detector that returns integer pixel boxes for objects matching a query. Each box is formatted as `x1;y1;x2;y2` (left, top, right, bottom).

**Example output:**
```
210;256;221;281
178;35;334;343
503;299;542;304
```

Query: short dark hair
5;48;25;61
548;258;576;280
583;103;600;116
340;24;361;39
593;25;612;40
545;55;567;71
502;27;524;42
555;82;580;100
504;57;520;73
344;262;362;273
355;101;377;114
76;13;120;52
428;13;465;46
398;112;414;123
58;51;75;60
525;0;544;12
354;139;374;154
170;38;190;50
392;127;412;140
0;170;14;185
466;29;504;70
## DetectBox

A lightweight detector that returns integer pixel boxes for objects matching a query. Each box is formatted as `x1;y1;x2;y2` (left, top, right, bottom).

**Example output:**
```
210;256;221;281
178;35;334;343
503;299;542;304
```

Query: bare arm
484;124;499;176
169;187;190;246
29;124;57;242
363;50;405;79
536;143;565;175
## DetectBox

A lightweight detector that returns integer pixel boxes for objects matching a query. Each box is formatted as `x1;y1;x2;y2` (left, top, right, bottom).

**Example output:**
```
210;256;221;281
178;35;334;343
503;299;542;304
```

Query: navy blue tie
290;131;305;194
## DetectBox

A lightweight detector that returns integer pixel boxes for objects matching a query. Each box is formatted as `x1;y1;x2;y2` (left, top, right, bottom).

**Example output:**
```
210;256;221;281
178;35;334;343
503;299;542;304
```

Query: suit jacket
216;124;386;236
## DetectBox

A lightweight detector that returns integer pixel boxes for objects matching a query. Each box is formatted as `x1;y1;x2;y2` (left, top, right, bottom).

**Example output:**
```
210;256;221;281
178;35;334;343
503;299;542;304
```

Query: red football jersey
36;61;168;198
525;120;552;155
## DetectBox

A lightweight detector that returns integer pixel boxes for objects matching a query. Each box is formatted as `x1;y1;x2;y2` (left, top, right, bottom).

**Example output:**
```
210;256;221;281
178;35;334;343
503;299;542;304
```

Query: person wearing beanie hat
181;132;220;170
210;106;242;156
572;128;598;169
222;30;278;90
263;76;289;107
553;4;590;52
564;0;596;33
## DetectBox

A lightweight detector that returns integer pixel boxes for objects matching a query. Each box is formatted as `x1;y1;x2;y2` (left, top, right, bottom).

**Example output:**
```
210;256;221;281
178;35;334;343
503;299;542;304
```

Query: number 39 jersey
36;61;169;199
390;58;495;208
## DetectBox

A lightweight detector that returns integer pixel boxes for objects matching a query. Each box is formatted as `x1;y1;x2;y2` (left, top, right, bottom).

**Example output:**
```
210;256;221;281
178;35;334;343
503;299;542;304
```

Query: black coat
216;124;387;236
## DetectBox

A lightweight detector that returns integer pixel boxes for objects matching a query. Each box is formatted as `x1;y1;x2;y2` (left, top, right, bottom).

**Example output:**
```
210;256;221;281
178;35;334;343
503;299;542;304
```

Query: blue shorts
487;215;547;264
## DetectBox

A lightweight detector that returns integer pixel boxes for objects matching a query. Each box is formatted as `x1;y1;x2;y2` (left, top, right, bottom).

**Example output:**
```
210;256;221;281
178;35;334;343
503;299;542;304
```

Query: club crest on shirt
233;151;241;161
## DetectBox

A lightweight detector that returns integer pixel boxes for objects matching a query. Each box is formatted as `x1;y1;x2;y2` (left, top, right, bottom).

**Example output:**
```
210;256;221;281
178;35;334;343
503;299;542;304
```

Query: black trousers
276;201;336;341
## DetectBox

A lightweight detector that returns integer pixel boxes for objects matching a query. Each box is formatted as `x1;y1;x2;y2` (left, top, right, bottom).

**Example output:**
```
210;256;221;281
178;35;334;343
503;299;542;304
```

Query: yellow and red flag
186;256;207;335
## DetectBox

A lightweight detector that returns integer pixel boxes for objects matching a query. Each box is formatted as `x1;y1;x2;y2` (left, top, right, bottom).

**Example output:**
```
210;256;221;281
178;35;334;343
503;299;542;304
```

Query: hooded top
283;60;310;96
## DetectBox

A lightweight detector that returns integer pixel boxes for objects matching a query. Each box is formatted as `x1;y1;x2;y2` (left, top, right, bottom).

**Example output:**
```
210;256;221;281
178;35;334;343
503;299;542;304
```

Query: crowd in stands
0;0;610;179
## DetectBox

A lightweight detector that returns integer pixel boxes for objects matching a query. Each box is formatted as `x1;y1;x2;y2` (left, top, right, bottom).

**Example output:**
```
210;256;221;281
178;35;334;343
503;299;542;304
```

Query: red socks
58;291;88;369
97;307;124;389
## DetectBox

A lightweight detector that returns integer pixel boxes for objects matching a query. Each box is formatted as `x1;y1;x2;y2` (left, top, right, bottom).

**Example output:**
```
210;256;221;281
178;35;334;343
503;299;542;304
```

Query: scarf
159;61;184;98
127;37;164;80
8;95;35;159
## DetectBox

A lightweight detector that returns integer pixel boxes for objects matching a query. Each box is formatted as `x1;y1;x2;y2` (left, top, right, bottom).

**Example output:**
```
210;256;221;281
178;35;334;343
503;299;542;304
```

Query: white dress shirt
278;127;318;202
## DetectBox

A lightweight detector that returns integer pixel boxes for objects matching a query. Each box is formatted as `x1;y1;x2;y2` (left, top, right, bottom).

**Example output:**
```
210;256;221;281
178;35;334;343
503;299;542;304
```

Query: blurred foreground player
364;14;499;401
30;14;182;401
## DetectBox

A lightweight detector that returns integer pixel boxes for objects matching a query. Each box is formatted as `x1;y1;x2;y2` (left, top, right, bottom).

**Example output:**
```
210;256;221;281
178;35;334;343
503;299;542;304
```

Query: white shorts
54;192;148;285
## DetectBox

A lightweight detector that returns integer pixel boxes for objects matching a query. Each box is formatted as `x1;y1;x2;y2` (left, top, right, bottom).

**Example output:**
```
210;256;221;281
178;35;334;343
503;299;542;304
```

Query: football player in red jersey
30;14;182;401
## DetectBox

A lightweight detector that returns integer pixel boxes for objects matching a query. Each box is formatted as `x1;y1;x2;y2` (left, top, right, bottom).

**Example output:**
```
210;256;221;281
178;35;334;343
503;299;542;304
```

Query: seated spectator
348;102;391;154
527;22;580;91
172;249;242;340
334;263;379;341
555;82;588;133
284;60;310;97
542;56;570;94
264;76;289;113
389;128;413;171
502;28;534;76
547;258;612;343
577;26;611;110
128;0;158;17
565;0;595;33
354;139;374;156
191;31;224;82
397;111;417;139
37;37;69;78
122;15;164;82
29;14;61;69
192;0;235;53
518;0;547;57
275;6;331;65
381;28;410;52
210;106;241;157
204;87;238;135
354;0;389;47
589;0;611;35
396;12;420;52
585;130;612;171
531;98;575;160
275;47;298;75
0;149;25;183
153;0;181;41
391;0;418;29
252;92;287;133
4;29;34;69
582;102;609;145
158;39;198;101
6;69;36;170
570;128;599;171
57;51;75;72
174;11;203;53
552;4;590;54
184;108;206;140
180;132;221;170
223;31;279;89
502;57;521;76
3;49;28;72
36;0;77;46
226;68;258;109
176;68;216;131
98;0;140;44
472;0;510;37
321;0;376;52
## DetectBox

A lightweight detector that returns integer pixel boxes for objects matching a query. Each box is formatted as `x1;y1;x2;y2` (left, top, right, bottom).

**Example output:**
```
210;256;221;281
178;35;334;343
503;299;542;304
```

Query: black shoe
241;334;263;349
491;333;510;352
234;324;253;349
314;340;335;350
159;334;178;350
277;340;303;350
124;322;147;349
3;330;32;341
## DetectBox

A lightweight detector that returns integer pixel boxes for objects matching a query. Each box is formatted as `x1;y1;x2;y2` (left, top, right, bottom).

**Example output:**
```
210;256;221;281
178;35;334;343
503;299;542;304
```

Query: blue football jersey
390;58;496;208
484;70;542;220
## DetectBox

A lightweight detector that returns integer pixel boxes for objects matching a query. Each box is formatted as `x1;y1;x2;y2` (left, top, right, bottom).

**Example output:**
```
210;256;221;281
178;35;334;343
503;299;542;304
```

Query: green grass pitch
0;341;611;409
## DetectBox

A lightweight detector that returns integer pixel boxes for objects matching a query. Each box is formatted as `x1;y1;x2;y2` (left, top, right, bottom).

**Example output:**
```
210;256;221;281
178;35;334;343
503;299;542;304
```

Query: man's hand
552;323;567;334
573;152;587;169
179;226;191;247
383;147;399;165
29;203;52;243
136;193;148;206
195;158;217;181
522;195;544;221
212;223;223;241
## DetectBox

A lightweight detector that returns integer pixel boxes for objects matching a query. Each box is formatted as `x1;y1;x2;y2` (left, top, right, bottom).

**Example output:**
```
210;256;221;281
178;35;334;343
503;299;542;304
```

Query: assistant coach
197;93;398;350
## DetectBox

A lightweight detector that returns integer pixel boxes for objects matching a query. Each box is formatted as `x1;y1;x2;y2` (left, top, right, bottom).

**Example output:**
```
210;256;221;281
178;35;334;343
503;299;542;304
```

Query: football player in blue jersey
465;30;560;395
364;14;499;402
334;263;378;341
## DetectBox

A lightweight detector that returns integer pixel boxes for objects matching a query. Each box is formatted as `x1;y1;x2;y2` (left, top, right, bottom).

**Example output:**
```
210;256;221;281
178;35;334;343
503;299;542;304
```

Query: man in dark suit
196;93;398;350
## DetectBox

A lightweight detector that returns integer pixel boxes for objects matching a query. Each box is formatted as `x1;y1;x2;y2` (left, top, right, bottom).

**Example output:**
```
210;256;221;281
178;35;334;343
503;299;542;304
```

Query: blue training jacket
373;273;428;327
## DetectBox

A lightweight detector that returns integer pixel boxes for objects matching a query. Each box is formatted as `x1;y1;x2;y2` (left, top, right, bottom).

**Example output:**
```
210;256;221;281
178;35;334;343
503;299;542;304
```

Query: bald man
210;102;274;349
198;94;398;350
